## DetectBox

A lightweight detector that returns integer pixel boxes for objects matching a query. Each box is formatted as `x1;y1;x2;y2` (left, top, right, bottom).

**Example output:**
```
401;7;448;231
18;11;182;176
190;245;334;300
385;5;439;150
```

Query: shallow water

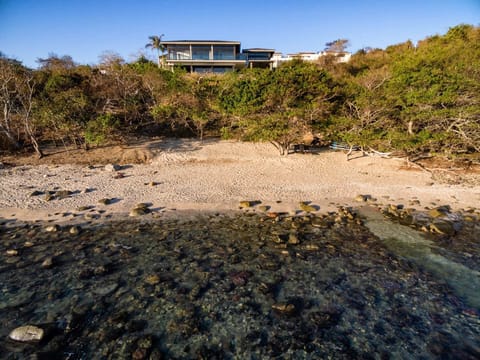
1;211;479;359
362;207;480;309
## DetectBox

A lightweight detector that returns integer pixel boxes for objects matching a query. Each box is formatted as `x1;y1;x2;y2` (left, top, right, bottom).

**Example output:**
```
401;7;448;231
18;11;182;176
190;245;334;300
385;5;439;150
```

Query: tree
34;58;91;150
145;35;166;68
0;56;43;157
37;53;76;71
325;39;350;53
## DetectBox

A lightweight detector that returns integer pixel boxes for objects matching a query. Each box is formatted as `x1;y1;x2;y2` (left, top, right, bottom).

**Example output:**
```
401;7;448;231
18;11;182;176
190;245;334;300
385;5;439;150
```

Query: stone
105;163;121;172
145;274;160;285
430;219;457;236
45;225;59;232
299;202;316;213
9;325;44;342
69;226;81;235
42;257;54;269
429;206;451;218
239;201;254;208
44;194;54;202
98;198;112;205
130;207;150;217
84;213;99;220
134;203;150;210
303;244;320;251
76;205;92;211
6;249;19;256
93;282;119;296
272;302;296;315
355;194;369;202
258;205;270;212
288;233;300;245
55;190;71;199
30;190;44;197
266;212;279;218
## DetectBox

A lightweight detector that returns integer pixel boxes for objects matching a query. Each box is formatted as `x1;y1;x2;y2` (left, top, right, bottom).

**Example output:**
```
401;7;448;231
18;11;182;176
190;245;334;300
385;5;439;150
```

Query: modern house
161;40;275;73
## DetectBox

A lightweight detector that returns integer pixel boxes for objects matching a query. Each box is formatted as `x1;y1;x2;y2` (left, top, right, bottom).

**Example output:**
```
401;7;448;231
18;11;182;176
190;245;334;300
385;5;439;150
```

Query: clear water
362;207;480;309
1;212;479;359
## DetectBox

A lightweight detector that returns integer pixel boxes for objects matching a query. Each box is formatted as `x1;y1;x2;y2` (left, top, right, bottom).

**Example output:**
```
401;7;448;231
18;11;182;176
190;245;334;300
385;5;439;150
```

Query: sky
1;0;479;68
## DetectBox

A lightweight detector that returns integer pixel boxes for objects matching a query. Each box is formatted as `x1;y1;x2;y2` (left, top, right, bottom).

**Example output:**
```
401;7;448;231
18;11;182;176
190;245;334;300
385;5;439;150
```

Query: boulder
430;219;457;236
428;205;451;218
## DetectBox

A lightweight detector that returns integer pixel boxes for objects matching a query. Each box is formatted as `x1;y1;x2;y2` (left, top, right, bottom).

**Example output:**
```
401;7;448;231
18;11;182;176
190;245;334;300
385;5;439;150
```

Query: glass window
192;66;233;74
213;66;233;74
213;46;235;60
193;66;212;73
168;45;190;60
246;52;271;60
192;45;211;60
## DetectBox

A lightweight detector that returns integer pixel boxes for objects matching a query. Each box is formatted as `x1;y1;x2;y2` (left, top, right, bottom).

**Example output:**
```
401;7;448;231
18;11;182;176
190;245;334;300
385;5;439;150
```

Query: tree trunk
30;134;43;158
407;120;414;135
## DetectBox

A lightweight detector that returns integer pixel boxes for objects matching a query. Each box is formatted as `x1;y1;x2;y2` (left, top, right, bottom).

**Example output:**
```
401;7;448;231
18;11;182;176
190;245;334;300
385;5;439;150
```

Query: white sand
0;139;478;222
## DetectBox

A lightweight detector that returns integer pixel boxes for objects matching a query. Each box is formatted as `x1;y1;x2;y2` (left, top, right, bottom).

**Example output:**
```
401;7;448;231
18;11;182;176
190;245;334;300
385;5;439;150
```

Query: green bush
84;114;119;146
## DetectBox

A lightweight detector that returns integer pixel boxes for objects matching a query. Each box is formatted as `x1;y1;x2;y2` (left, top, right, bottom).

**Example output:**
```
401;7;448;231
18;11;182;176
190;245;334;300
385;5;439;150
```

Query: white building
272;51;351;68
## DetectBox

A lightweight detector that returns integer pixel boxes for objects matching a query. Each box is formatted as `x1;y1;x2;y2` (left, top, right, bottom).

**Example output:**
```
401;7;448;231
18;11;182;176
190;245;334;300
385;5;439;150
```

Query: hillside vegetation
1;25;479;159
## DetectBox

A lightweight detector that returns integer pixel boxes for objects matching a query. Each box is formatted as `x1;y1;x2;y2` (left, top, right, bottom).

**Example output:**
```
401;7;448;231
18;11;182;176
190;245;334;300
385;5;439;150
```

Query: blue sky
1;0;479;68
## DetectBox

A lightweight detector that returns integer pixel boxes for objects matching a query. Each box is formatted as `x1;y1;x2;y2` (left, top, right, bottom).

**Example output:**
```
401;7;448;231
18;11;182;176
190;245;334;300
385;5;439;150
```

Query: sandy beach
0;139;479;222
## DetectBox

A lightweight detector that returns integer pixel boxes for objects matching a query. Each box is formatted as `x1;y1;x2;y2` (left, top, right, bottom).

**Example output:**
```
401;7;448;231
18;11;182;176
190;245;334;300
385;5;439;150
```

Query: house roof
161;40;241;45
243;48;275;53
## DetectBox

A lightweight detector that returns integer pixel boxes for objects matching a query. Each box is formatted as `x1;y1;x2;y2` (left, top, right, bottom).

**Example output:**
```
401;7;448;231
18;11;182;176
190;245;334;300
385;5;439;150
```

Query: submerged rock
272;302;297;315
45;225;59;232
9;325;44;342
430;219;458;236
41;257;54;269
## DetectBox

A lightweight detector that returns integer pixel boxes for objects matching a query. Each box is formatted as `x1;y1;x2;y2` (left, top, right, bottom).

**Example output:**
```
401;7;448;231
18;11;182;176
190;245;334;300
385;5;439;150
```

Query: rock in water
41;257;54;269
9;325;44;342
45;225;59;232
430;219;457;236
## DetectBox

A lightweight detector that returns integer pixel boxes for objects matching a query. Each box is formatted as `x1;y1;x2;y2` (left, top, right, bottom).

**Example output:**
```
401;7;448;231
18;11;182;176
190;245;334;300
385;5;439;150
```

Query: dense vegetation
1;25;479;158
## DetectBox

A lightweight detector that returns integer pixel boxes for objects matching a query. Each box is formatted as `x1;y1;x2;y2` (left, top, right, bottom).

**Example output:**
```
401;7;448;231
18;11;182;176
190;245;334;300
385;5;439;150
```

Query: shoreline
1;139;479;224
